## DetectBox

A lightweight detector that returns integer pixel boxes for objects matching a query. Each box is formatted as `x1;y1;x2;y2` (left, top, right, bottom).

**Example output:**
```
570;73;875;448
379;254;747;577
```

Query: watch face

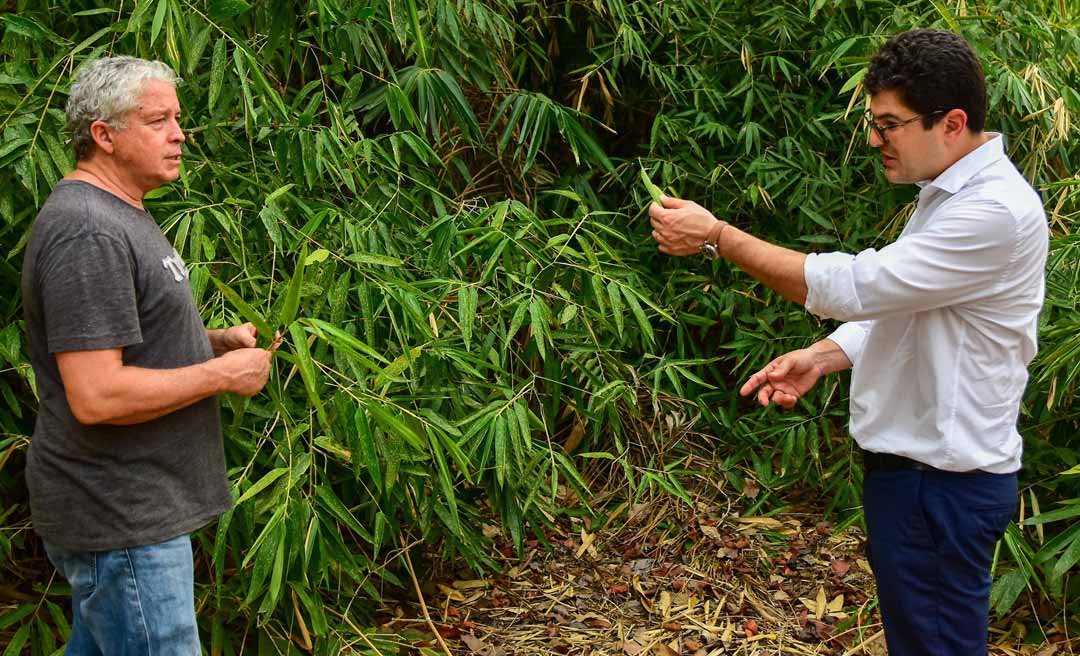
700;242;720;260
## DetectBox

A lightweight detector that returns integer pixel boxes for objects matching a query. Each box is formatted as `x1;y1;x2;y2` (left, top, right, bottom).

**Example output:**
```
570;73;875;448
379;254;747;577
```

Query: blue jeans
43;533;201;656
863;468;1017;656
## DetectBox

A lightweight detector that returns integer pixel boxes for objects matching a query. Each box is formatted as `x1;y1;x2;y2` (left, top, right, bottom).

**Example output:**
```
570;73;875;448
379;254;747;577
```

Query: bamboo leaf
209;275;273;341
235;467;288;506
315;484;374;543
150;0;168;47
458;285;477;350
277;243;307;328
209;38;227;114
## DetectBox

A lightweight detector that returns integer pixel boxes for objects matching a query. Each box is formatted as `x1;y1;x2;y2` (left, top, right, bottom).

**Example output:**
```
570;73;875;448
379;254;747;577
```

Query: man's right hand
215;336;279;397
739;348;826;409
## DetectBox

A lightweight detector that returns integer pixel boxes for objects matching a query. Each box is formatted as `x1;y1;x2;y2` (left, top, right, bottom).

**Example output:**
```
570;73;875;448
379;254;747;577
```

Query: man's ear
88;119;116;155
942;108;968;140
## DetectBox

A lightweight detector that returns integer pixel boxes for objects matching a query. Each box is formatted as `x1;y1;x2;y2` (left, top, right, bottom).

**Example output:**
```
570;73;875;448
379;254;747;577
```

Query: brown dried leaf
830;559;852;577
461;633;488;653
652;644;678;656
452;579;490;590
699;524;722;542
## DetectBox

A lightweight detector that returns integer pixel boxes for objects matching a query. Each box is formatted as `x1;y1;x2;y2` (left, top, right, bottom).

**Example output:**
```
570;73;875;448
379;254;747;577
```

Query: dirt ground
390;493;1077;656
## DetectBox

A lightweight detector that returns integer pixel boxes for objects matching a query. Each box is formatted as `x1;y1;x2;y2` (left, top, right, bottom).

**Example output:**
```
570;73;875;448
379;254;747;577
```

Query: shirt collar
915;132;1006;194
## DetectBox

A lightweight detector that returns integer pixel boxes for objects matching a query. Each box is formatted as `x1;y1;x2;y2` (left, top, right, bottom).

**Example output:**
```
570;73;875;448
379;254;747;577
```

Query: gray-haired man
21;56;276;654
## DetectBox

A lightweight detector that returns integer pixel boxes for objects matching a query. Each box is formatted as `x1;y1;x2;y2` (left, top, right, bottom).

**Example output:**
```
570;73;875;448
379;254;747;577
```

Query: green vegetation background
0;0;1078;652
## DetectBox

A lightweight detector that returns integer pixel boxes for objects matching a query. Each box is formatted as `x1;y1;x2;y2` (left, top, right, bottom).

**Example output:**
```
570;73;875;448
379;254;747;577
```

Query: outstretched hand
649;196;726;256
739;348;825;409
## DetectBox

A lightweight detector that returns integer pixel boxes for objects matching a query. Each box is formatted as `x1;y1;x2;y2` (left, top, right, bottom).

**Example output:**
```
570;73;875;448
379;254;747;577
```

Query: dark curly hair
865;29;987;133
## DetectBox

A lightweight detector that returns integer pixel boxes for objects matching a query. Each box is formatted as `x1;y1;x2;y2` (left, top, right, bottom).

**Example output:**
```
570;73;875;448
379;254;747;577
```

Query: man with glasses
650;29;1047;655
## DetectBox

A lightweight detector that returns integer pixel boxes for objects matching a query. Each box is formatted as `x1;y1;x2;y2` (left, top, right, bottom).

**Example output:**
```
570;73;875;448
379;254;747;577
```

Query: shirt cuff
826;322;870;367
804;251;860;320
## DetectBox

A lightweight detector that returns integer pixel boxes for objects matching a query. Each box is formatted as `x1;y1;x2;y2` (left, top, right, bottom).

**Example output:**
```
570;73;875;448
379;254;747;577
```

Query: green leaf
640;166;663;204
209;276;273;341
1023;505;1080;526
350;252;403;267
2;622;30;656
209;0;252;20
209;38;227;114
235;467;288;506
288;322;328;427
458;285;477;350
364;401;425;451
606;281;624;338
0;14;67;44
315;484;374;543
277;243;306;328
150;0;168;47
305;248;330;265
529;297;547;360
0;604;34;632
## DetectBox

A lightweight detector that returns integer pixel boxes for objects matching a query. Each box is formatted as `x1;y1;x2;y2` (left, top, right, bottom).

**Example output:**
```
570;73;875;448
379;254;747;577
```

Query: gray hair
66;56;180;161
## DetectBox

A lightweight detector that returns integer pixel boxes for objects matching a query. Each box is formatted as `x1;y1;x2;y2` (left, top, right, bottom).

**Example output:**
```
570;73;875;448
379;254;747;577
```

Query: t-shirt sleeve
38;233;143;353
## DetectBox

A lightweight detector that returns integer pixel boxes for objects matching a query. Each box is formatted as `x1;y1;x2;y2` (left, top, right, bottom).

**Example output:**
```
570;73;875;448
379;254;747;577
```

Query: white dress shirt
803;134;1048;473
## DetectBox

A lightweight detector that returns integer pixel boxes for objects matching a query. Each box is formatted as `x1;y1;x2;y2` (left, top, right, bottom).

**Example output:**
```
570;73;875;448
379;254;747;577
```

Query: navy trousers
863;467;1017;655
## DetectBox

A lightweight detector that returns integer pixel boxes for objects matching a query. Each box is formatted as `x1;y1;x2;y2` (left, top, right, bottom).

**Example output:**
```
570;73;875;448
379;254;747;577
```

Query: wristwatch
699;220;728;260
699;241;721;260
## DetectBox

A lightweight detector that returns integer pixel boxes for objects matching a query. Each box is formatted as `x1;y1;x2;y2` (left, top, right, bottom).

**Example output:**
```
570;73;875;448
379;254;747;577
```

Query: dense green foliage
0;0;1077;652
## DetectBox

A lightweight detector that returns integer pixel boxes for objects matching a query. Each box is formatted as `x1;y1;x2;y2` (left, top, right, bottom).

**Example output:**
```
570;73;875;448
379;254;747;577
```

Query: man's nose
170;118;185;143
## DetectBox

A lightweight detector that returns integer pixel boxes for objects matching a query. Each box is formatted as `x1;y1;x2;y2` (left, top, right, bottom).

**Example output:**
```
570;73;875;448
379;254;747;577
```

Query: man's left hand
649;196;724;256
216;323;258;353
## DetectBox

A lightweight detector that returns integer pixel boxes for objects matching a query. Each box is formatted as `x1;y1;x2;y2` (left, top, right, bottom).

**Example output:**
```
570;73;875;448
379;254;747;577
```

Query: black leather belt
860;448;936;472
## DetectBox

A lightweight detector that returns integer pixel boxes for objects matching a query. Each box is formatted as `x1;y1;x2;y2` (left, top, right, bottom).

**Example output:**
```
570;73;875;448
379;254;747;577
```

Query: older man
650;30;1047;655
21;56;276;654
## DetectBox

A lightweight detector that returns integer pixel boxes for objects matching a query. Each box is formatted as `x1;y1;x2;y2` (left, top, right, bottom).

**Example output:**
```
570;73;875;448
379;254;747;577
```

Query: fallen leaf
452;579;489;590
661;620;682;632
652;643;678;656
563;412;586;453
831;559;852;577
699;524;723;542
743;619;759;637
721;620;734;644
622;639;646;655
734;516;783;528
461;633;489;654
608;583;629;595
438;584;465;601
436;625;462;638
827;593;844;614
576;529;597;558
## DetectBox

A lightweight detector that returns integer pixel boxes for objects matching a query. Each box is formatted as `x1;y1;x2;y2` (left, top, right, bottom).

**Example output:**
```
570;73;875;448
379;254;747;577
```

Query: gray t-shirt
21;180;232;551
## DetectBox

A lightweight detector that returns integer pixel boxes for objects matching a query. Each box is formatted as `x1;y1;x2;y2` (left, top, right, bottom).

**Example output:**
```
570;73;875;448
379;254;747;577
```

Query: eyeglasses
864;110;944;144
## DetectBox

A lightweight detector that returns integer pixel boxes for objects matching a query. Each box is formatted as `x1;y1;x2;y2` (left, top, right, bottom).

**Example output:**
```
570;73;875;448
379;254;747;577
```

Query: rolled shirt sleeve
803;200;1017;322
826;321;872;367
